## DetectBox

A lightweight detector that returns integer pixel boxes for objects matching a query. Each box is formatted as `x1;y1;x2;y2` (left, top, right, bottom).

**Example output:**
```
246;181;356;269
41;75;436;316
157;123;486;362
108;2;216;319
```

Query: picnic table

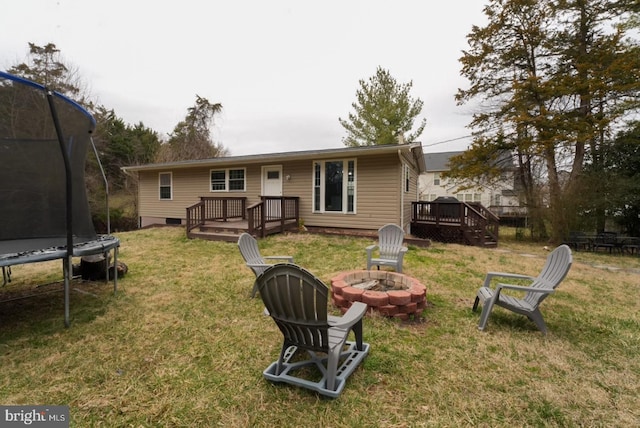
621;237;640;255
565;232;640;255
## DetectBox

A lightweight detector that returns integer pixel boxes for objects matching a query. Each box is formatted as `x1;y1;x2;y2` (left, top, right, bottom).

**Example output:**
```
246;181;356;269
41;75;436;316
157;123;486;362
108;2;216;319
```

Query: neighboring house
419;151;524;218
122;143;426;235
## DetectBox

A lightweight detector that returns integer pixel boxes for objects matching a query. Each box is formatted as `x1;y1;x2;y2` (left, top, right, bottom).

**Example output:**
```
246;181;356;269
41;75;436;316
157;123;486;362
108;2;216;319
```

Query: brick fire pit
330;270;427;320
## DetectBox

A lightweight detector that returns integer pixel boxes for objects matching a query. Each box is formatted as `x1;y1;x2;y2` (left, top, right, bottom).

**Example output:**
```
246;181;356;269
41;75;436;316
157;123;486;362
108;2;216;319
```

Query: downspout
398;149;405;231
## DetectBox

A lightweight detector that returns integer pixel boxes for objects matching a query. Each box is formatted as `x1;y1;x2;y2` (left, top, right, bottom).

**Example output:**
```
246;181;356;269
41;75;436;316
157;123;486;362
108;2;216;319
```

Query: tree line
449;0;640;241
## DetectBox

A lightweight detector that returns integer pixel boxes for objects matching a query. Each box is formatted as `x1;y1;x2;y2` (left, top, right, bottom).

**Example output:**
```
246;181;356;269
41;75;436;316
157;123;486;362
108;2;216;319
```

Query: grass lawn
1;227;639;427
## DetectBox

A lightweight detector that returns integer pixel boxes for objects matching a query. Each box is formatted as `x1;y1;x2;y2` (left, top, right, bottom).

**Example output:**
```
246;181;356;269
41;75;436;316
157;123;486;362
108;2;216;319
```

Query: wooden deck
185;197;499;248
186;196;300;241
411;201;499;247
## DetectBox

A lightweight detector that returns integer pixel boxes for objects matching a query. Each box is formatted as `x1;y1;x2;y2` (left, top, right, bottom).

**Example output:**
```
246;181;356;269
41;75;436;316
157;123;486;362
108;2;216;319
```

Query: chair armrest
496;283;554;295
483;272;535;288
263;256;294;263
396;247;408;266
246;262;272;269
365;245;378;257
328;301;367;329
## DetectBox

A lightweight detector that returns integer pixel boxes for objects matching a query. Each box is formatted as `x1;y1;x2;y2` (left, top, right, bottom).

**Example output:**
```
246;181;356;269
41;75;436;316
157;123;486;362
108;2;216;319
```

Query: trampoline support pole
47;89;74;328
63;257;71;328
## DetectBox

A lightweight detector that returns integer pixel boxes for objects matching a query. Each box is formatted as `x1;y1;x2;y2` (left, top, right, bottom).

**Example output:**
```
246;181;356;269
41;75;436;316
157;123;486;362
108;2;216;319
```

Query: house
122;143;426;240
419;151;525;221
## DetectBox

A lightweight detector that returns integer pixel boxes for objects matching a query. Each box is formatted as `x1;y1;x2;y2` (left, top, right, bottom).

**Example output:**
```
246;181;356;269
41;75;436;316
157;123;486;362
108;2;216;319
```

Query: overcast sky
1;0;487;156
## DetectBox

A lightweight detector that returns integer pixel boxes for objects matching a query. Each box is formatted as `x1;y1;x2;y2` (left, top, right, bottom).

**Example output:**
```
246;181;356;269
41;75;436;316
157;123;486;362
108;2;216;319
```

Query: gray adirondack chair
366;223;408;273
237;233;294;297
472;244;572;334
256;264;370;398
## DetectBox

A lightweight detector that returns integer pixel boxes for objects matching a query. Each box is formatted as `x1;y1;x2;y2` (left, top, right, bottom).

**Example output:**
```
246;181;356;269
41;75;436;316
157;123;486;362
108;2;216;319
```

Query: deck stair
189;220;249;242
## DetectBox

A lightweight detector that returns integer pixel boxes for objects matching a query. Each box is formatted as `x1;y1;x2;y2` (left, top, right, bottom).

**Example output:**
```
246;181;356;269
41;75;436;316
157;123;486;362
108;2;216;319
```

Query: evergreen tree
8;42;85;100
339;67;426;146
156;95;226;161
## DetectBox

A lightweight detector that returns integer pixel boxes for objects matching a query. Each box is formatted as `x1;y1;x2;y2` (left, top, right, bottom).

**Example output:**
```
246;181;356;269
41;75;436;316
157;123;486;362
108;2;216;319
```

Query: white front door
262;165;283;219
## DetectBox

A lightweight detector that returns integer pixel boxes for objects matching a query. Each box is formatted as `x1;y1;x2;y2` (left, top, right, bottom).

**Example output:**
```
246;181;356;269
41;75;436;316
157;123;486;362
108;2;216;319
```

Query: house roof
122;143;426;173
423;151;464;172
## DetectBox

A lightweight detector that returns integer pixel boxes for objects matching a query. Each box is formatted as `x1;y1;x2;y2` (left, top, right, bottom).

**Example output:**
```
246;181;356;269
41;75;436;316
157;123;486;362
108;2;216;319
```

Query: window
210;170;226;191
404;165;410;193
433;173;441;186
159;172;172;200
210;168;246;192
228;169;245;190
313;159;356;213
456;193;482;202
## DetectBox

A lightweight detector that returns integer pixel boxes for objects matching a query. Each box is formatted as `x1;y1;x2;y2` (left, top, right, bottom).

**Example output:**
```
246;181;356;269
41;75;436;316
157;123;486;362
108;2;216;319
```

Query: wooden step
188;231;242;242
199;225;247;234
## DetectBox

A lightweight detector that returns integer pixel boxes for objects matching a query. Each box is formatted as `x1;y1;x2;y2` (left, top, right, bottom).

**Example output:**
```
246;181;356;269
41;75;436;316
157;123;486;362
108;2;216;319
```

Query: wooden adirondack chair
256;264;370;398
472;244;572;334
366;223;408;273
237;233;294;297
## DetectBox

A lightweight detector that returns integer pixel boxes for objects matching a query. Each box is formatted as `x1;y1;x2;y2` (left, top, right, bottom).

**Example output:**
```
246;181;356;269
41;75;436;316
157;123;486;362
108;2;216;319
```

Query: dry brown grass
0;227;638;427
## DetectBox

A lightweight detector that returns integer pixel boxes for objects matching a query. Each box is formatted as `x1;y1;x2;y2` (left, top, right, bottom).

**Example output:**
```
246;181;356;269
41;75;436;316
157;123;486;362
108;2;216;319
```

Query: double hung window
159;172;172;200
210;168;246;192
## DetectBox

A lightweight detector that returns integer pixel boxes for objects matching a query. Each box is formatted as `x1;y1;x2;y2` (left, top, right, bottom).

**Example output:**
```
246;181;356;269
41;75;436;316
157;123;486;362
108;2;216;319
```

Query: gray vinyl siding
285;154;402;231
399;151;421;231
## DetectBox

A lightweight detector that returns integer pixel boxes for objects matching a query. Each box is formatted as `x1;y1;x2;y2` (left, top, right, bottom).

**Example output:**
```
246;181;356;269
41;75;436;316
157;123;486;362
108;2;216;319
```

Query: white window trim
404;164;411;193
312;159;357;214
209;168;246;192
159;172;172;200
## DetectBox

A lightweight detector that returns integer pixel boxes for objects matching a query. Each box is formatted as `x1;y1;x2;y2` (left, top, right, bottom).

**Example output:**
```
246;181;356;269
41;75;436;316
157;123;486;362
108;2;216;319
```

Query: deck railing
465;202;499;245
488;205;528;218
411;200;499;246
247;196;300;237
186;197;247;233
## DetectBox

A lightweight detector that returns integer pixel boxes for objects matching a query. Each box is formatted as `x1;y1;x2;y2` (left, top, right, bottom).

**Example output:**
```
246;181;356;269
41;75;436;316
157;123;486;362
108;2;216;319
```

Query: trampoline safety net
0;71;102;255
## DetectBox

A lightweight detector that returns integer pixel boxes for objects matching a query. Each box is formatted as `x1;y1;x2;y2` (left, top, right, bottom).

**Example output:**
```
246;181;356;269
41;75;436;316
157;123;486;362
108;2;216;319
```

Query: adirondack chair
472;244;572;334
237;233;294;297
366;223;408;273
256;264;370;398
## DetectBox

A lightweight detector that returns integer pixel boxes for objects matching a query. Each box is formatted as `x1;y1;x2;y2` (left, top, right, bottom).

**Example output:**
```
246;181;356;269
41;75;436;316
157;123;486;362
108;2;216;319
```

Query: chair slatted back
524;244;572;307
257;264;330;353
378;224;405;259
238;233;266;276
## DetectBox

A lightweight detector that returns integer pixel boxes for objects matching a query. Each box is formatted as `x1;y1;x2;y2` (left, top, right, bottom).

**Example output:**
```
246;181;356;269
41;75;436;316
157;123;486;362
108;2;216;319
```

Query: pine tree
339;67;426;146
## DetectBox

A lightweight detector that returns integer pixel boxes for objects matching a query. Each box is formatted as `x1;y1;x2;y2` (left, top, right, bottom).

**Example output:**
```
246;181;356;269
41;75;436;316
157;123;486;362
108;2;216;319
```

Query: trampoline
0;70;120;327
